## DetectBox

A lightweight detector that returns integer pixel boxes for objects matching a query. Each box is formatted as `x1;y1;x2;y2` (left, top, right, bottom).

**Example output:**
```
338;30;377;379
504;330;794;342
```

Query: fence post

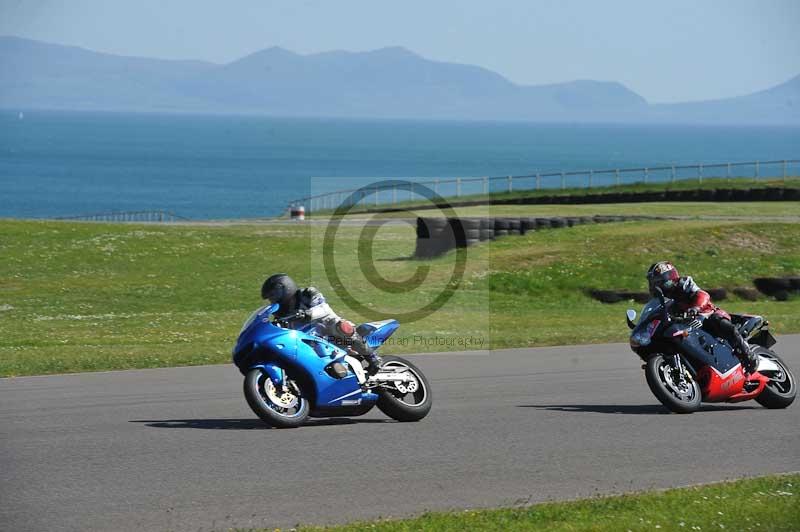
589;170;593;188
375;186;379;206
457;178;462;197
755;161;760;179
671;165;676;183
783;160;787;183
508;175;513;193
536;173;541;190
698;164;703;184
644;167;649;184
615;169;620;186
392;186;397;205
434;179;439;195
482;177;488;195
561;172;566;190
727;163;731;180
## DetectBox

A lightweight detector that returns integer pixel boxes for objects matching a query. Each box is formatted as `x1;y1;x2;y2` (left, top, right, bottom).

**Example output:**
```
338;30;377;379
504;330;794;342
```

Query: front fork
672;354;686;384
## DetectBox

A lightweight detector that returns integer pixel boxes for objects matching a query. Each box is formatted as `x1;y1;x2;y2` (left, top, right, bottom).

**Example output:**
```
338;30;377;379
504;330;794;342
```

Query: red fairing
699;365;769;402
699;364;746;402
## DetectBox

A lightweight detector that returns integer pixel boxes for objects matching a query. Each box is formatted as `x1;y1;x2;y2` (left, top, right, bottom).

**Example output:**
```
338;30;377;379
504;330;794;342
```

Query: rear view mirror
626;309;637;329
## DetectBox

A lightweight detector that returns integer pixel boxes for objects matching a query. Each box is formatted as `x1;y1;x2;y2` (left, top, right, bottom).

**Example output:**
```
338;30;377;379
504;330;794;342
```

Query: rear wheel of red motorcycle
645;354;701;414
753;347;796;409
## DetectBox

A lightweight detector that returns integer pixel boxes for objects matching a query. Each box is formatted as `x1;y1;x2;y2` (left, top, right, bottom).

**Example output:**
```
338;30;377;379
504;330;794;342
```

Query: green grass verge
283;474;800;532
311;177;800;216
1;213;799;376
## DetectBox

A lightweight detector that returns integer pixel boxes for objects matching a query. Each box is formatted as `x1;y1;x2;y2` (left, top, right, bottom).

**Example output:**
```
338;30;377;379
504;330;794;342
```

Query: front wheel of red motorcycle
753;347;796;409
645;354;701;414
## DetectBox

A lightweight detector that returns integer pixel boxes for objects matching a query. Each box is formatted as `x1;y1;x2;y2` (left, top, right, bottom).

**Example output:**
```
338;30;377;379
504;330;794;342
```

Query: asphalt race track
2;338;799;532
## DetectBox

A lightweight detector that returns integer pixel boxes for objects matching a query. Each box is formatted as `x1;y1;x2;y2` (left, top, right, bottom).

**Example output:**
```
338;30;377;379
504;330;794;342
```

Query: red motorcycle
626;290;796;413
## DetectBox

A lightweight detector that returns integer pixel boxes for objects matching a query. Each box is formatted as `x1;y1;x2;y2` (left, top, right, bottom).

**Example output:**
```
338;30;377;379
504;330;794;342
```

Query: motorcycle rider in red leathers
260;273;383;375
646;261;759;374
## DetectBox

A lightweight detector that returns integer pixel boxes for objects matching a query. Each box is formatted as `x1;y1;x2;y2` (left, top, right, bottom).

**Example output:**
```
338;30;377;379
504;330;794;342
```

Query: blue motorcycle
232;303;432;428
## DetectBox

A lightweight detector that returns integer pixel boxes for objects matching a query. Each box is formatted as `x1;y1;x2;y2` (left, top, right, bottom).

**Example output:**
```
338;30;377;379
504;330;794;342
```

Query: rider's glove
686;307;700;318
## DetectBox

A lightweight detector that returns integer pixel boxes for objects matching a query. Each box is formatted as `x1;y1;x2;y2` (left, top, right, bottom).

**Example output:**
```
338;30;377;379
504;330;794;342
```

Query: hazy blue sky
1;0;798;103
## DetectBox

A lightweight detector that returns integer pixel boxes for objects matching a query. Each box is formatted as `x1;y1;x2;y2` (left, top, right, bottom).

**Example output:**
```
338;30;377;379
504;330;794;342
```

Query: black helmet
261;273;298;311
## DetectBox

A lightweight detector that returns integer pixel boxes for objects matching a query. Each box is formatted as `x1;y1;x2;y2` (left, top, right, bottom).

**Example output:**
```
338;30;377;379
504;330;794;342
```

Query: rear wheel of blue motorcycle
244;369;310;428
645;354;701;414
753;347;796;409
376;356;432;422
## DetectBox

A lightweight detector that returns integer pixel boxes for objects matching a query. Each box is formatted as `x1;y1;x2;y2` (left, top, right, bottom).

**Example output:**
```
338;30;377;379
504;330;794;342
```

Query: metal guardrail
53;210;189;222
294;159;800;213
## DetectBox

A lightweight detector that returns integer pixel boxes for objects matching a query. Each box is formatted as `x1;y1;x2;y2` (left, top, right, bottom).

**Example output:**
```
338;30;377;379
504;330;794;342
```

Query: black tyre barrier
731;189;751;201
628;291;652;304
774;290;790;301
754;277;792;296
765;188;784;201
371;187;798;217
706;288;727;301
753;276;800;300
698;189;717;201
521;217;537;233
589;290;650;304
494;218;511;230
640;191;667;202
716;189;733;201
590;290;624;304
464;229;481;241
785;188;800;201
733;287;760;301
414;213;730;257
415;217;455;258
460;218;482;231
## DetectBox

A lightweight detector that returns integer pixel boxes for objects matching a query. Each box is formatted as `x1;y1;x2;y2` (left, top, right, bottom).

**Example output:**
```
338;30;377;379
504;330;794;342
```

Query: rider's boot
735;343;758;375
364;351;383;376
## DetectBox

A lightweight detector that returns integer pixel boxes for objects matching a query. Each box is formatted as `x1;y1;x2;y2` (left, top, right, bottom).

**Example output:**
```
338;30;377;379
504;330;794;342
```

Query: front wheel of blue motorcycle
375;356;432;422
244;368;310;428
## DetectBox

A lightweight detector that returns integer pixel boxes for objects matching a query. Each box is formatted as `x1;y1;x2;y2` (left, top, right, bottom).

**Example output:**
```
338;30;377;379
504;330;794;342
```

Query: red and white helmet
646;261;680;296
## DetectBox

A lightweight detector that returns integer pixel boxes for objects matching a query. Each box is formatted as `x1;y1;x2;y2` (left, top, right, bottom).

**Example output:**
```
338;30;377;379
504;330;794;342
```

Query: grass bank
1;213;799;376
287;474;799;532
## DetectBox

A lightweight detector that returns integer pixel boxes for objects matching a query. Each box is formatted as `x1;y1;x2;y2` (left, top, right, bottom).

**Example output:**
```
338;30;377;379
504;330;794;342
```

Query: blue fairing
232;304;385;411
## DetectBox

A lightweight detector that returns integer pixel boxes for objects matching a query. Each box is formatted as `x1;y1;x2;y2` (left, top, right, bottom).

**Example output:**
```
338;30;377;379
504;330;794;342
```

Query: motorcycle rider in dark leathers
261;273;383;375
646;261;758;374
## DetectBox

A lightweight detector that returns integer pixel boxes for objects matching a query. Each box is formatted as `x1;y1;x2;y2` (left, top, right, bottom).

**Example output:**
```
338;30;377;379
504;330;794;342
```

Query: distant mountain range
1;36;798;124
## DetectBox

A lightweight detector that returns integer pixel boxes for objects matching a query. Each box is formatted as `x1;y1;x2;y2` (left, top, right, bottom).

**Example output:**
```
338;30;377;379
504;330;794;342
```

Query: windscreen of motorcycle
239;303;277;335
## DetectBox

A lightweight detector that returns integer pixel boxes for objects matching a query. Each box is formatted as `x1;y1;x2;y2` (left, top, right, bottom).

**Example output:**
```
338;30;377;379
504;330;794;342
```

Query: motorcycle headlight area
631;330;652;346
